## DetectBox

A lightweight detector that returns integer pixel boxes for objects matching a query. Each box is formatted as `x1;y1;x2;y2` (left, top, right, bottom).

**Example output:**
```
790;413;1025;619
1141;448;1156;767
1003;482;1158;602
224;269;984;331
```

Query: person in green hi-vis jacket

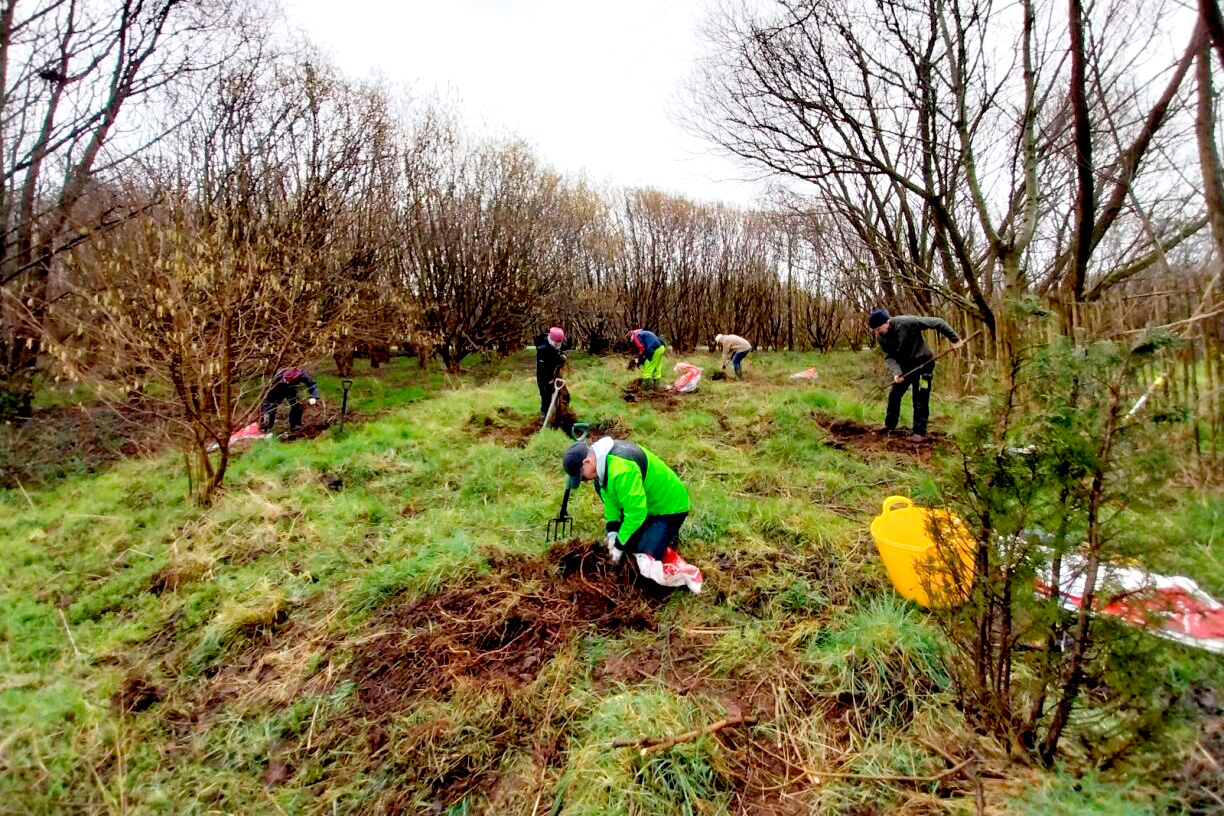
627;329;667;387
562;437;703;593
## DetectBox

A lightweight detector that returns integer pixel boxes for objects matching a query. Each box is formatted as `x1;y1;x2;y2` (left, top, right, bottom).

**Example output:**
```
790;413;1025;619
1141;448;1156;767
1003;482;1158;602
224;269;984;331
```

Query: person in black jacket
260;367;320;432
869;310;963;441
535;327;570;416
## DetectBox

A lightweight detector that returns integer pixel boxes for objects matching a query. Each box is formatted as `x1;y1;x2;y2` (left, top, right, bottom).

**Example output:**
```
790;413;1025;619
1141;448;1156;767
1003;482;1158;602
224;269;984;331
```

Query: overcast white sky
279;0;769;207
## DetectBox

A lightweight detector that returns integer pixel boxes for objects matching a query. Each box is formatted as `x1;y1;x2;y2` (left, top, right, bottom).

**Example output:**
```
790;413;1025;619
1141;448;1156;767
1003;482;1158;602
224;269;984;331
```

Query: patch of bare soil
278;418;332;442
812;412;947;460
351;539;665;718
112;674;164;713
621;381;681;409
344;539;667;808
468;406;540;447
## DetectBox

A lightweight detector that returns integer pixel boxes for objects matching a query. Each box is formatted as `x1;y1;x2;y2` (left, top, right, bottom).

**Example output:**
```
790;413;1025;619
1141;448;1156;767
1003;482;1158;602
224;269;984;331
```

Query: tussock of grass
558;690;725;815
346;533;484;615
187;579;287;673
802;594;950;736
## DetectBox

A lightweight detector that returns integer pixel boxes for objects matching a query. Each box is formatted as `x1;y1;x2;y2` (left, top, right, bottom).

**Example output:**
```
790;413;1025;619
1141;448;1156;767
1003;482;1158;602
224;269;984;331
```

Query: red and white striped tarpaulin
1037;554;1224;654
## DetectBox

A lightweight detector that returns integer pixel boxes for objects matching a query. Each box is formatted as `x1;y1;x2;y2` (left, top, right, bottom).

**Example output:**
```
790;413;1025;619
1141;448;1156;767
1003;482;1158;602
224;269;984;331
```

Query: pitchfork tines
547;513;573;542
546;486;575;542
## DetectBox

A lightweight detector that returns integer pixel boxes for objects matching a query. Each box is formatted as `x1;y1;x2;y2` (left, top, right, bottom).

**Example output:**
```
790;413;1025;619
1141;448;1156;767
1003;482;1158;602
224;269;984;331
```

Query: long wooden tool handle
542;378;566;430
896;328;983;381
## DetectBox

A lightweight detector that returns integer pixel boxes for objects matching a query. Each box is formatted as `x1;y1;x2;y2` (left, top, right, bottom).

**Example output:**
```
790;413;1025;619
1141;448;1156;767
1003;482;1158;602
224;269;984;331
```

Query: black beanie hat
868;309;891;329
562;442;590;489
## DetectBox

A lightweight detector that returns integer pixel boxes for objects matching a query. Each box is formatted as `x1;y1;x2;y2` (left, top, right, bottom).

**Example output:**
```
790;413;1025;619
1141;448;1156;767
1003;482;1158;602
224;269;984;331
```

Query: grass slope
1;348;1219;814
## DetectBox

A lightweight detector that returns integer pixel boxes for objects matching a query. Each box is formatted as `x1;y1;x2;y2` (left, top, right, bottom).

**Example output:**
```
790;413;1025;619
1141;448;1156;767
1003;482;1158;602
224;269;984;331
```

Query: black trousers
885;361;934;434
538;373;570;415
261;383;302;431
621;512;688;560
538;375;554;415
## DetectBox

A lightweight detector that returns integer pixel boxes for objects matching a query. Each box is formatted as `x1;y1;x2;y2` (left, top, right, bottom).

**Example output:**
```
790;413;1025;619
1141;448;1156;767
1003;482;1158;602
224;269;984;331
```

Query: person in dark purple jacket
627;329;666;388
260;367;320;432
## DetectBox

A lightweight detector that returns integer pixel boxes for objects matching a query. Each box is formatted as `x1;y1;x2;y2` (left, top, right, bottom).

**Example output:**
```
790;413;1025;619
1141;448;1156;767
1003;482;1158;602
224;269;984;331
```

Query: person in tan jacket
714;333;753;378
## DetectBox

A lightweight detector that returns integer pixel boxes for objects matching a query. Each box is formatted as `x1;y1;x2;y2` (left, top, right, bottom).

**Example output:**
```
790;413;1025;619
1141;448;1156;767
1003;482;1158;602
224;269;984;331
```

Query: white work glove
308;398;317;406
605;531;623;564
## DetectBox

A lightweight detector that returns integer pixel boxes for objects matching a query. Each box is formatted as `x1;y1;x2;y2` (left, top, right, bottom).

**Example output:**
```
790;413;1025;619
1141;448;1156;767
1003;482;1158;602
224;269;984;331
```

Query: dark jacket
877;316;960;377
534;334;569;381
271;367;320;400
629;330;664;358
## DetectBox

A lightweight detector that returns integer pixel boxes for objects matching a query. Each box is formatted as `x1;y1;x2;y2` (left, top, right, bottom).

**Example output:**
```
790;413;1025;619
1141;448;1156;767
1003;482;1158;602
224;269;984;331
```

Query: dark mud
278;418;332;442
113;674;164;713
621;381;682;408
813;412;947;459
351;539;667;719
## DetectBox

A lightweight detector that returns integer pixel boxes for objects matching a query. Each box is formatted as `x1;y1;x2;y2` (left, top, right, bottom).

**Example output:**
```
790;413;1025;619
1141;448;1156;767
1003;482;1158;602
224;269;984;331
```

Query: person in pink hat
534;326;571;415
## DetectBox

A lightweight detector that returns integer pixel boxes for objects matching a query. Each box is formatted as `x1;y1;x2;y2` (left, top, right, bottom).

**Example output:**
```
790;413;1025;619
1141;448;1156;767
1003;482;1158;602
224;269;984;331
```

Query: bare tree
41;47;415;502
688;0;1210;352
0;0;244;418
399;116;573;371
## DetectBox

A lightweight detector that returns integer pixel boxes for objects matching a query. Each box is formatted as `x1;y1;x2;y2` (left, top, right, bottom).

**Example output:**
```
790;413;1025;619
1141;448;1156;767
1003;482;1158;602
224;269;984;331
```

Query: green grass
1013;771;1168;815
0;349;1219;814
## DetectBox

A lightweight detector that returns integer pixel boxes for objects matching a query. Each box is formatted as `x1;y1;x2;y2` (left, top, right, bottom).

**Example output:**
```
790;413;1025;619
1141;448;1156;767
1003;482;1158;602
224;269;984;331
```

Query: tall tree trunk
1066;0;1095;305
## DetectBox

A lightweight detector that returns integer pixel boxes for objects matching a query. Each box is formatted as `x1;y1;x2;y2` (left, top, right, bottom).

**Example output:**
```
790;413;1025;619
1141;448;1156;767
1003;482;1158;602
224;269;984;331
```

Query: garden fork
546;486;574;542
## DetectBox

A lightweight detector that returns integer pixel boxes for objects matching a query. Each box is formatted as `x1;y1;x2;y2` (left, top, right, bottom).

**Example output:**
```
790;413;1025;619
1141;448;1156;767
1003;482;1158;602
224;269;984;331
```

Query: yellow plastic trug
869;496;975;608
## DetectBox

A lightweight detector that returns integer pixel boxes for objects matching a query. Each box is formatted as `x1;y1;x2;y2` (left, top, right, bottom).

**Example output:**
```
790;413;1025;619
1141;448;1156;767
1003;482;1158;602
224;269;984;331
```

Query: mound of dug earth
813;412;947;459
278;419;331;441
339;540;674;809
351;539;669;718
621;381;680;408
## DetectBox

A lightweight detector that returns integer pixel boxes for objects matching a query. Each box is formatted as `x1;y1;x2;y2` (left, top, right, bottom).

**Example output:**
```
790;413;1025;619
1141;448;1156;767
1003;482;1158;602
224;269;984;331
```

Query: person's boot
907;433;926;443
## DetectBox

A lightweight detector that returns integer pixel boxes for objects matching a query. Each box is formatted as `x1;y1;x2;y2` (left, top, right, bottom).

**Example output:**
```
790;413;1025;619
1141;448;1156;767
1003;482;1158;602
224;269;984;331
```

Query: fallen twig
58;608;81;658
808;757;972;783
13;474;36;510
916;736;1008;780
613;715;758;756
